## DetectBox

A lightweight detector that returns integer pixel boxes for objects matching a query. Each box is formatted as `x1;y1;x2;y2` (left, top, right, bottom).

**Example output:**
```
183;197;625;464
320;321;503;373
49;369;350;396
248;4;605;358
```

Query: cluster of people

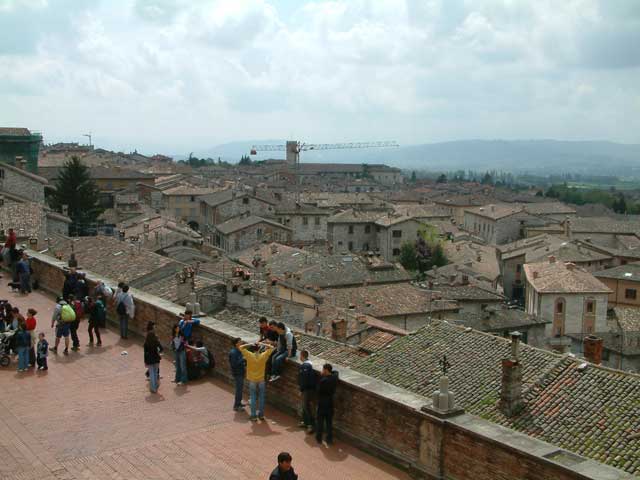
0;301;49;372
1;228;33;295
228;317;338;446
143;309;212;393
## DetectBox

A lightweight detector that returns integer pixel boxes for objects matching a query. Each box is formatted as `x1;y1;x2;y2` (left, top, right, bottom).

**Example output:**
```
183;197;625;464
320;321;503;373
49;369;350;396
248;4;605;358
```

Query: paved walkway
0;288;409;479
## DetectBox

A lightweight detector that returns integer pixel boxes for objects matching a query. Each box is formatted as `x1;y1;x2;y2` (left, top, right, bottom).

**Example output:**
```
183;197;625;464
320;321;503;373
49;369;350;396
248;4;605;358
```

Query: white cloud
0;0;639;153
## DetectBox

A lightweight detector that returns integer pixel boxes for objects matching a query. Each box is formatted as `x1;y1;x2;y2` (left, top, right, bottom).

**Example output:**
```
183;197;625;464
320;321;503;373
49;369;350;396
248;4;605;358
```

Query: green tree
410;171;417;183
48;157;104;236
481;172;493;185
239;155;252;166
436;174;447;183
399;242;418;271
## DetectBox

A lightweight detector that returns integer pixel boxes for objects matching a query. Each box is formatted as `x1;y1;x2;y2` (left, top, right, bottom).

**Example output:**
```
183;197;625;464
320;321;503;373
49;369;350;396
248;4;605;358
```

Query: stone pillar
432;376;456;411
583;335;603;365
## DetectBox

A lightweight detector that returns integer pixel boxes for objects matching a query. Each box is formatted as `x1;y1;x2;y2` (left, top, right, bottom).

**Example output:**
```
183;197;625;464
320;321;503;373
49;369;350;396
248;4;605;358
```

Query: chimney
15;156;25;170
583;335;603;365
532;271;539;279
476;253;482;262
331;319;347;342
490;204;495;212
270;243;278;254
548;255;556;263
500;332;523;417
565;262;575;271
564;217;572;239
461;275;469;285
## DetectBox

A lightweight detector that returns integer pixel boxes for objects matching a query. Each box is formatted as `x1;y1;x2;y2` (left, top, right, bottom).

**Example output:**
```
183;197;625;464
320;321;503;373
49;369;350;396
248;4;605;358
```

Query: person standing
116;285;134;339
87;296;105;346
269;452;298;480
144;325;163;393
36;332;48;371
25;308;37;367
298;349;316;433
67;294;84;351
240;342;274;422
171;324;187;385
50;297;73;355
316;363;338;446
178;310;200;342
228;337;246;411
16;252;31;295
15;320;30;372
94;280;113;300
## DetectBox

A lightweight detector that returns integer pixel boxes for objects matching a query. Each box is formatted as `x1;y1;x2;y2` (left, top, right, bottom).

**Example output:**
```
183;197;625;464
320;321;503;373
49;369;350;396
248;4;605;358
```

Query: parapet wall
29;251;632;480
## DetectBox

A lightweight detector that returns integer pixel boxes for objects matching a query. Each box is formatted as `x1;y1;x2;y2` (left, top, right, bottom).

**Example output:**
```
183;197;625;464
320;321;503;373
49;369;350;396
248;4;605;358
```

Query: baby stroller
0;330;15;367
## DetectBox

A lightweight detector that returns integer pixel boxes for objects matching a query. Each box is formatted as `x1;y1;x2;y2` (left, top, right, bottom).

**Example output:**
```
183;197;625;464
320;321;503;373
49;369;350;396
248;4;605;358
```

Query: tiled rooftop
594;263;640;282
524;260;611;294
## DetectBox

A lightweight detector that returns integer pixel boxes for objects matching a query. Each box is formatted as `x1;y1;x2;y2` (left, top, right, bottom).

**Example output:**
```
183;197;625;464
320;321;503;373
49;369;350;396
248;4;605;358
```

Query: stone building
274;201;330;243
523;258;611;353
161;185;217;230
213;215;292;253
593;263;640;308
463;204;547;245
526;216;640;249
0;127;41;173
200;189;276;229
0;161;47;203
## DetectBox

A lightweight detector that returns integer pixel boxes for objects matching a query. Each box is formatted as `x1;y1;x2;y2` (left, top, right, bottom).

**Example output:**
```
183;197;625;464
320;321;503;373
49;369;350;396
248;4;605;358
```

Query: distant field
566;181;640;191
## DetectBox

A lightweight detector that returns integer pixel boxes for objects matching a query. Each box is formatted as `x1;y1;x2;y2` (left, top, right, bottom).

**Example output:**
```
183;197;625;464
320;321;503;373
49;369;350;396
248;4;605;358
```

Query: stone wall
0;163;46;203
27;250;631;480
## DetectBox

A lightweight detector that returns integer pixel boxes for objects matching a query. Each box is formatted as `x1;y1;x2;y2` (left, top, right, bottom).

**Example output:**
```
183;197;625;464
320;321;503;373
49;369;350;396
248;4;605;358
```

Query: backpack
116;297;127;315
60;304;76;323
72;300;84;319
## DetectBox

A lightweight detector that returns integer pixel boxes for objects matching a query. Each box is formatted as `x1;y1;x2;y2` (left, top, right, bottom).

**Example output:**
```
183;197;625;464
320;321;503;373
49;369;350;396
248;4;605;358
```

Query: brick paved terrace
0;288;409;480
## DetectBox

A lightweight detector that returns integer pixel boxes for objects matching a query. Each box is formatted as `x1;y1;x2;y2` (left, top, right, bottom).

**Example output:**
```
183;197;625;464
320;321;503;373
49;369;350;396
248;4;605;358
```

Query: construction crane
250;140;399;167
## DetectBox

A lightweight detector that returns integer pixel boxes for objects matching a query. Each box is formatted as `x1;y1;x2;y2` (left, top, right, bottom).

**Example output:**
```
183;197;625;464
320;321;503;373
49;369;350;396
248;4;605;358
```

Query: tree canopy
48;156;104;235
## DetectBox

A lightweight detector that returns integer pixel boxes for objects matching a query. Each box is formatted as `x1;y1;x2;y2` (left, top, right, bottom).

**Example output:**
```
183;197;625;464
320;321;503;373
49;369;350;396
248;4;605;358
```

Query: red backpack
72;299;84;319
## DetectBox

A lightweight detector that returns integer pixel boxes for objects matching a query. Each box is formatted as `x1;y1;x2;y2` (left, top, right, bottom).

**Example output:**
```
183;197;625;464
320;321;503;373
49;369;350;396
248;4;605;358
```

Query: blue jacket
228;347;246;377
298;360;316;392
179;318;200;339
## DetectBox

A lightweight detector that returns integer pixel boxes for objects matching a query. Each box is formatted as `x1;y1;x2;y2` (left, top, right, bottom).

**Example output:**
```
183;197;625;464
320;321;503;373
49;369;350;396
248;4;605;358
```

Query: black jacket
228;347;246;377
317;371;338;409
298;361;316;392
144;332;163;365
269;466;298;480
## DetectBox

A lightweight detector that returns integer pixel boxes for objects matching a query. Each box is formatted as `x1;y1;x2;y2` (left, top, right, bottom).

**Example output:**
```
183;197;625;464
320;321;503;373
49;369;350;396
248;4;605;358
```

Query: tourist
16;252;31;295
178;310;200;342
269;322;297;382
94;280;113;299
62;268;79;301
36;332;48;371
116;284;134;339
240;342;274;422
25;308;37;367
15;320;30;372
186;340;211;380
265;320;280;345
316;363;338;446
259;317;270;341
67;294;84;351
88;296;105;346
171;324;187;385
144;324;163;393
228;337;246;411
269;452;298;480
298;349;316;433
50;297;73;355
75;273;89;299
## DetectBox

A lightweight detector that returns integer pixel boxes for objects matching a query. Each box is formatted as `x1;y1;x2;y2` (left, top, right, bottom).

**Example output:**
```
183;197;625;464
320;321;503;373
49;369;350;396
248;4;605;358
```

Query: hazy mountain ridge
190;139;640;175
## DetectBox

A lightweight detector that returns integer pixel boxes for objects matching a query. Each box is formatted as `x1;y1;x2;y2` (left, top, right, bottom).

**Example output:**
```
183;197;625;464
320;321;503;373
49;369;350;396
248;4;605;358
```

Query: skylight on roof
624;272;633;277
114;251;124;256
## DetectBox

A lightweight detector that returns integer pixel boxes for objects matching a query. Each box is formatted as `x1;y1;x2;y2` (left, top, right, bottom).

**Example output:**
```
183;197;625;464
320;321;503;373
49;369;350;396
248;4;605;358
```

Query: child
36;332;48;370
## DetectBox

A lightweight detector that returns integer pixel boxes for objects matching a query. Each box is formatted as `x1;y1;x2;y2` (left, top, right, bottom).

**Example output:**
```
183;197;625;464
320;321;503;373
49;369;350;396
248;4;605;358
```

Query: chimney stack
500;332;523;417
331;319;347;342
15;156;25;170
583;335;603;365
564;217;572;239
532;271;539;279
565;262;575;271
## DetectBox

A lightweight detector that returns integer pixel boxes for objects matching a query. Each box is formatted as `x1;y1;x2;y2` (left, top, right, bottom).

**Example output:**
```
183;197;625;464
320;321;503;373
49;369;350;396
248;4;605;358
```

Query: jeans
17;346;29;370
19;272;31;293
174;349;187;383
233;375;244;408
302;390;315;427
148;363;160;392
88;323;101;344
316;406;333;443
70;320;80;348
119;314;129;338
37;356;48;369
249;381;265;418
271;351;288;376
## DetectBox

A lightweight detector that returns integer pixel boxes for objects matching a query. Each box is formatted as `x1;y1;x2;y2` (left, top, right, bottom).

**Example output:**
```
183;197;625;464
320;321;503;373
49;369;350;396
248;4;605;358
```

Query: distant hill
189;139;640;175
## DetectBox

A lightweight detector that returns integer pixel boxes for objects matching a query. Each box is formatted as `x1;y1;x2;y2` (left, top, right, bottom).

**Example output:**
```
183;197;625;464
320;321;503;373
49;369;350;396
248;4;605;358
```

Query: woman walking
171;324;187;386
15;320;31;372
87;296;105;346
144;323;163;393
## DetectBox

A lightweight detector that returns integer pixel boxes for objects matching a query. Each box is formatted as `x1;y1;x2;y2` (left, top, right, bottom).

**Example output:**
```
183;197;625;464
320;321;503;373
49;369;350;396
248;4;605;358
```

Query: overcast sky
1;0;639;154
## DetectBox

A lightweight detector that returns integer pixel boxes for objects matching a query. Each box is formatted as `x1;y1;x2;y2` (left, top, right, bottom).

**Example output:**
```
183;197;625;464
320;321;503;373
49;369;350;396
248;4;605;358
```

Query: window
348;225;354;234
314;217;320;226
256;228;263;238
302;216;308;226
556;301;564;314
363;243;369;251
376;226;381;233
516;264;522;273
392;248;401;256
392;230;402;238
243;197;249;204
348;241;354;251
625;288;637;300
0;169;4;178
364;225;371;234
586;300;594;313
190;195;196;202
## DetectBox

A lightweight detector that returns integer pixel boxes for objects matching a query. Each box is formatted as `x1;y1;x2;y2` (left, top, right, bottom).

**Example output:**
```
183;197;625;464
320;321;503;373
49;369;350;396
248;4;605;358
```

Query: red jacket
25;316;37;331
4;232;16;249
